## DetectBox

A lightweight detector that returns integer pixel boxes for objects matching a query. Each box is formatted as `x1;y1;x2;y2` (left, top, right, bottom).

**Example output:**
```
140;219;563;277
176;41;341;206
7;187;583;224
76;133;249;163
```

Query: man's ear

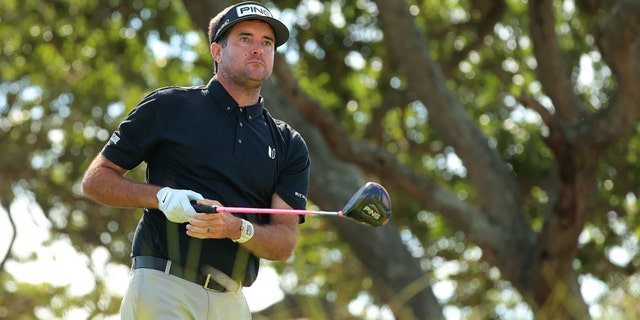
210;42;221;62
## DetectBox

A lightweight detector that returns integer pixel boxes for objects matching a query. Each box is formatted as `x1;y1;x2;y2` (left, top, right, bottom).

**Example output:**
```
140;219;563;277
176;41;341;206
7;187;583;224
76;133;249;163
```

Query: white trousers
120;268;251;320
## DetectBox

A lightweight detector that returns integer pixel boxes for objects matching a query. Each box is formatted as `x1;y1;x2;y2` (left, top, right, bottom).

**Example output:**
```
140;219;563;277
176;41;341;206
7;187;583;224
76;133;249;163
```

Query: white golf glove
156;187;204;223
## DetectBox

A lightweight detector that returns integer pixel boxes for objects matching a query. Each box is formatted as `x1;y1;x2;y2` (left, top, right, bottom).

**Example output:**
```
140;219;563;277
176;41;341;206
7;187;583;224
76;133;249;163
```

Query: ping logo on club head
363;204;381;221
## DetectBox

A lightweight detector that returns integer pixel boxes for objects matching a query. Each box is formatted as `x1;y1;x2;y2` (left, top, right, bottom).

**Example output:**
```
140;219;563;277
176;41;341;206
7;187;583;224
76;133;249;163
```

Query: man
81;2;310;319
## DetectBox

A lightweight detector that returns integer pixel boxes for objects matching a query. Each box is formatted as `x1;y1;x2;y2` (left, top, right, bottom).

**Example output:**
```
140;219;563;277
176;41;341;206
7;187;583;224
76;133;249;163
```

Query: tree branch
442;0;507;76
0;202;16;273
528;0;589;122
261;72;445;319
589;0;640;149
273;53;508;266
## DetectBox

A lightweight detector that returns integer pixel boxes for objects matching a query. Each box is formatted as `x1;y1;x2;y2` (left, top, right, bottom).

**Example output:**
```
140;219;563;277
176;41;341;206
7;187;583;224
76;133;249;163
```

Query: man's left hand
186;200;242;240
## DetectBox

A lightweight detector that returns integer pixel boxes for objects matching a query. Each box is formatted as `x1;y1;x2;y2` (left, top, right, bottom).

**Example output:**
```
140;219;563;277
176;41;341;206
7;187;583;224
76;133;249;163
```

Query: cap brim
217;16;289;47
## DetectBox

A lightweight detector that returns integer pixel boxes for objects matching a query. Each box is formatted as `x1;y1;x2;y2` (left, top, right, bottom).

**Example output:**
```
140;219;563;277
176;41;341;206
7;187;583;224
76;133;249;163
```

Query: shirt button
237;139;242;144
226;106;231;111
239;108;244;112
239;122;244;127
248;115;252;120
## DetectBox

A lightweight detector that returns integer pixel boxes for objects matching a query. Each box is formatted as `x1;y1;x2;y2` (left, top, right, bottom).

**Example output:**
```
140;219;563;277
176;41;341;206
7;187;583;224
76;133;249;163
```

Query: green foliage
2;0;640;319
1;0;210;317
286;0;638;318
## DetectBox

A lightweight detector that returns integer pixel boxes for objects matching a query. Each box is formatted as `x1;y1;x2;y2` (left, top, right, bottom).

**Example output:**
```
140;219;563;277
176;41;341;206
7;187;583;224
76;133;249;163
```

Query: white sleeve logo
109;132;121;145
295;192;307;201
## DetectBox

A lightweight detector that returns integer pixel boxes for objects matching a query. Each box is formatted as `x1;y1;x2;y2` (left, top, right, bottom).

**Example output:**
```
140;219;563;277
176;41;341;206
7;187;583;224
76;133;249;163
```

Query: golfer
81;1;310;319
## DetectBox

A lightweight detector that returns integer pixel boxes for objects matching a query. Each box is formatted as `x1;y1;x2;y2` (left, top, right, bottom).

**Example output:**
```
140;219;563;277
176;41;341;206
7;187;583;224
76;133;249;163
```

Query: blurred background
2;0;640;319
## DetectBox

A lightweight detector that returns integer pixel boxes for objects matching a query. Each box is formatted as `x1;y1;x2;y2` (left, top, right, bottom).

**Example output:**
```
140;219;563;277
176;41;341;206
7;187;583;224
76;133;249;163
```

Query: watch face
245;223;254;237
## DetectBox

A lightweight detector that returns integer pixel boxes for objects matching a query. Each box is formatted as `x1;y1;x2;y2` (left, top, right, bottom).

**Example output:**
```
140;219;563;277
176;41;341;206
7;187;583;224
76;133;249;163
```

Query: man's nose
252;46;264;56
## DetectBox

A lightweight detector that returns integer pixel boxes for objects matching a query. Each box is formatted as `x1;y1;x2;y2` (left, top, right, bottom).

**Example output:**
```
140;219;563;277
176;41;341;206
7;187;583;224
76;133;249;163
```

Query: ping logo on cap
236;4;273;18
212;1;289;47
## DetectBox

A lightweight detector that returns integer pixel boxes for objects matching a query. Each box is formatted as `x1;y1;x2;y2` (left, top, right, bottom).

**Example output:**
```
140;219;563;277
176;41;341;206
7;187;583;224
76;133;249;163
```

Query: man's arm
82;154;161;209
187;193;300;261
241;193;299;261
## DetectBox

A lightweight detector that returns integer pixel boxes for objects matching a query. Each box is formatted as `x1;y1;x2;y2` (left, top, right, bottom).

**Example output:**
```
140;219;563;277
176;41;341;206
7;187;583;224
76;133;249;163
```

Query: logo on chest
268;146;276;159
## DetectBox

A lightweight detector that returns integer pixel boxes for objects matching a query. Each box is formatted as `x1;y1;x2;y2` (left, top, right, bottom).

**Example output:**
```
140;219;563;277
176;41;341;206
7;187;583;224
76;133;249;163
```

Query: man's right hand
156;187;204;223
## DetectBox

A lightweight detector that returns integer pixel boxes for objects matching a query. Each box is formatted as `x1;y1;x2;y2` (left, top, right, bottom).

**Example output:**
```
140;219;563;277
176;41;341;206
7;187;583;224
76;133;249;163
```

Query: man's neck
216;74;262;107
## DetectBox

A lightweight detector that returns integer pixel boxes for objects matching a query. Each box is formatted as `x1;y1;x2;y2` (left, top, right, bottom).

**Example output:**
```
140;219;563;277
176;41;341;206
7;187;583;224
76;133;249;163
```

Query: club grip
190;200;218;213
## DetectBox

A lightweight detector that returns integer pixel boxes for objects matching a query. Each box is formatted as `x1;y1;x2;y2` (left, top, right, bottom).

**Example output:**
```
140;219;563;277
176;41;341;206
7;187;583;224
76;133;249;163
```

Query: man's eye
263;41;273;47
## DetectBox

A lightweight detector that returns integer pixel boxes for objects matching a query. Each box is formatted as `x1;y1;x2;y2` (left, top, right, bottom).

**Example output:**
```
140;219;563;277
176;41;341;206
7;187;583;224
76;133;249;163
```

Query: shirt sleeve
275;128;310;211
101;91;163;170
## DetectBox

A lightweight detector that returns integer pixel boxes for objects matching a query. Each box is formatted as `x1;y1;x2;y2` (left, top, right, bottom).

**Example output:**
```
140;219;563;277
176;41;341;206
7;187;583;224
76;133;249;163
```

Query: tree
1;0;640;319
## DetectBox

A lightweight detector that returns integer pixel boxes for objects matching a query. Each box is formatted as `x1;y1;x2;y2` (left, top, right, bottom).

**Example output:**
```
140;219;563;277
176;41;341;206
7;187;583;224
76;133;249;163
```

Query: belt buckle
203;274;226;292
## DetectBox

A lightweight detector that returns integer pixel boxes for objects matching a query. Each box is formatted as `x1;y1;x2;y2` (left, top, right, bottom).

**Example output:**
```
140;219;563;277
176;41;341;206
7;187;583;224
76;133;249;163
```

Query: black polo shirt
101;77;310;286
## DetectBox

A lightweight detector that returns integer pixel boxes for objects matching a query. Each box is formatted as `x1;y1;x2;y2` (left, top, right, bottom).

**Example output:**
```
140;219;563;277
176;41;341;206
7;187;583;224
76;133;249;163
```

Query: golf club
191;182;392;227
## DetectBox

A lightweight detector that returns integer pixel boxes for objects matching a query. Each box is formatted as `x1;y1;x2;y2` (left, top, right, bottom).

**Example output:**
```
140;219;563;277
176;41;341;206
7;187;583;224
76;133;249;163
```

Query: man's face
213;20;276;87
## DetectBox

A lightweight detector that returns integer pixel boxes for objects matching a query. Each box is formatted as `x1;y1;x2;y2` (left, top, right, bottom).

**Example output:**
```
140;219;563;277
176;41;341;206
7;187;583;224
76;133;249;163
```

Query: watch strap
233;219;254;243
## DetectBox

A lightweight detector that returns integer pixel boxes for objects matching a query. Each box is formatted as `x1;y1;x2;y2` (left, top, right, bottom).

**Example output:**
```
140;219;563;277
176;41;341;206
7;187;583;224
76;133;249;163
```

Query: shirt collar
207;77;264;121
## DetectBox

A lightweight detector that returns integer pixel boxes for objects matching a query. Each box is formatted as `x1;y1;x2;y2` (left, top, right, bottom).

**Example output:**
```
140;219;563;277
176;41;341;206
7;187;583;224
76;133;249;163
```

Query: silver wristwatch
233;219;254;243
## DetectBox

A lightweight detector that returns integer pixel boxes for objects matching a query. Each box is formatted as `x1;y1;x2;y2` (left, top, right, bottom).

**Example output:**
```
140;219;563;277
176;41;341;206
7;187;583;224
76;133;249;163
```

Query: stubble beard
223;64;270;90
